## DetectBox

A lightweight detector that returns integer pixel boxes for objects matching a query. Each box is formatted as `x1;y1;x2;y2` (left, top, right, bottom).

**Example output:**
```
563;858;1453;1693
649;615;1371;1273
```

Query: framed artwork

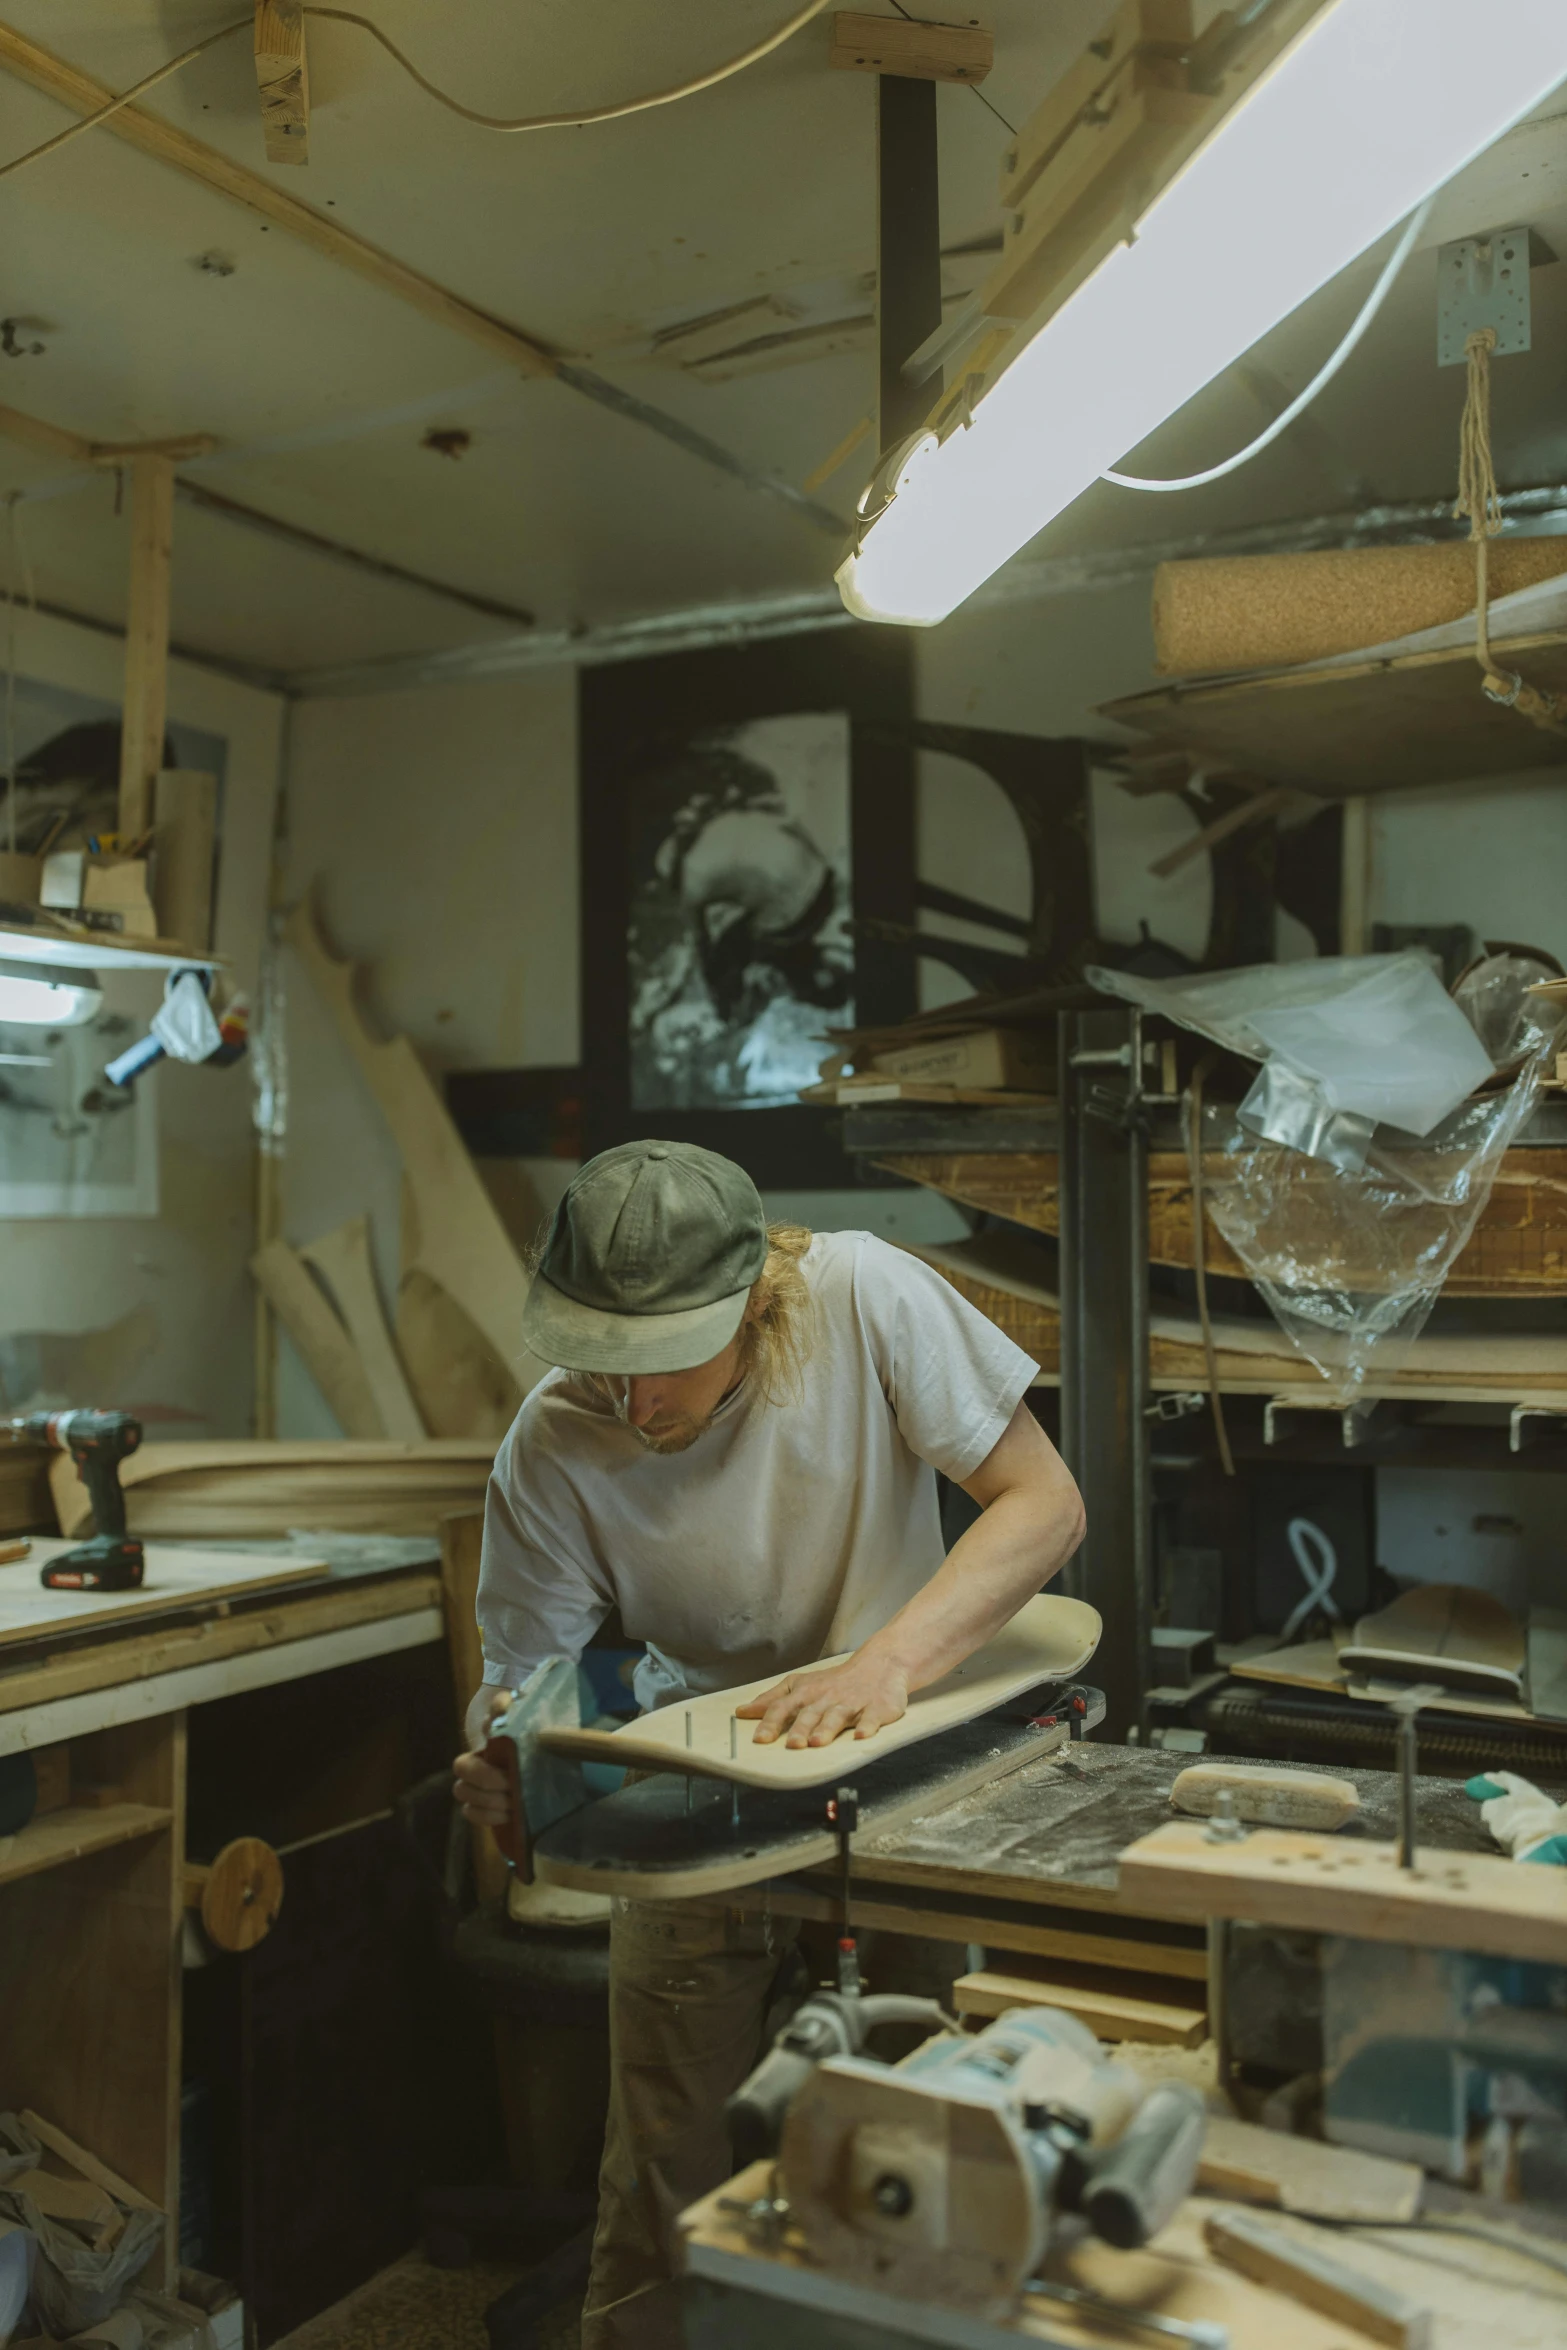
578;629;917;1188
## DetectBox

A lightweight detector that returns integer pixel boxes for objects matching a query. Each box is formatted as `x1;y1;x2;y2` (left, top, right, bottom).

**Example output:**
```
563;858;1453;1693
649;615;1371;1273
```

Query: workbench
711;1746;1493;2023
0;1546;447;2295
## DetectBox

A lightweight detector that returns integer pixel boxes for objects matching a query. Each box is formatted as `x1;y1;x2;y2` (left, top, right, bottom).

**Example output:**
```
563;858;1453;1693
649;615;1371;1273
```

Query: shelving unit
0;1798;174;1889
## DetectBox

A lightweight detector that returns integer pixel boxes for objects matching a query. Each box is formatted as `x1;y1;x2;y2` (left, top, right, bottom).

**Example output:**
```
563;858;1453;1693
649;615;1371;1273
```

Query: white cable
1102;195;1435;493
1280;1516;1341;1644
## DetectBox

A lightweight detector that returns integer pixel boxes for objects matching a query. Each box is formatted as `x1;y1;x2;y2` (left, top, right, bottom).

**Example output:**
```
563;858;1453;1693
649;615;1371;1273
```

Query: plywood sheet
1100;631;1567;796
0;1542;327;1647
1117;1822;1567;1963
538;1594;1101;1790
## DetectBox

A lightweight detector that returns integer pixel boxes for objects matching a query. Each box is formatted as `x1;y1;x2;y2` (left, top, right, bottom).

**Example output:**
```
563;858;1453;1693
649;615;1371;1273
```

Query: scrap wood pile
801;983;1068;1107
250;903;549;1453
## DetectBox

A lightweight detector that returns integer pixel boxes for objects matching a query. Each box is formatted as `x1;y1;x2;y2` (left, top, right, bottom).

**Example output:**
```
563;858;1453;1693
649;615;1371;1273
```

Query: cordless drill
7;1410;144;1590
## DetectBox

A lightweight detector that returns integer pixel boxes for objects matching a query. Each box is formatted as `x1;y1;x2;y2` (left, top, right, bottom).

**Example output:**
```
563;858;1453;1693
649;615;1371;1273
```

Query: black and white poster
626;711;854;1111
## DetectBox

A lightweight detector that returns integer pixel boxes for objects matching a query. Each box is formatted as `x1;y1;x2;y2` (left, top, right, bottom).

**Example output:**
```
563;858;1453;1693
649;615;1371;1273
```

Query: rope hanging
1453;326;1567;740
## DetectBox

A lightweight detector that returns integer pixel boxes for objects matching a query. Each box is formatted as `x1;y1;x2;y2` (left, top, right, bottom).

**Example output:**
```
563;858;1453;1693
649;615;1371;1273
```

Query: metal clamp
1263;1392;1377;1449
1147;1391;1208;1423
1511;1400;1567;1453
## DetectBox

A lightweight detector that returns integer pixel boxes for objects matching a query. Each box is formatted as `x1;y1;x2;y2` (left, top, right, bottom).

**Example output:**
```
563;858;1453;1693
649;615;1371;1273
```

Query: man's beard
631;1413;710;1456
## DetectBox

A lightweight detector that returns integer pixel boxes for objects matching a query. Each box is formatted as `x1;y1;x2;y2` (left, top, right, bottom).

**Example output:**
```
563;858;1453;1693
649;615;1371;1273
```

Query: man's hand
735;1652;910;1749
452;1684;513;1828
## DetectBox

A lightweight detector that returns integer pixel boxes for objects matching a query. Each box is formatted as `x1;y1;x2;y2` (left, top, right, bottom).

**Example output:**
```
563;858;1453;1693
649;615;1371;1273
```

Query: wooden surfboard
534;1706;1098;1902
536;1593;1101;1791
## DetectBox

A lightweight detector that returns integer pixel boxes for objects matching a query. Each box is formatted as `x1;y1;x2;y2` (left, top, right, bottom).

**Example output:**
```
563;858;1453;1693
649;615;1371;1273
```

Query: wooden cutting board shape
537;1593;1101;1791
0;1542;328;1647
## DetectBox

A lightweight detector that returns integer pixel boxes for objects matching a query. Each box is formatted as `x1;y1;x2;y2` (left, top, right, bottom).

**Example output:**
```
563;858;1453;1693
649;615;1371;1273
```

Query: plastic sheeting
1088;951;1563;1397
0;2115;162;2338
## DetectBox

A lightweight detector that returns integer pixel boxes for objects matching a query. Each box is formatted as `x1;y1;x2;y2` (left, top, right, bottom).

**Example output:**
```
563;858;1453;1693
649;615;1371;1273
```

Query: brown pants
580;1896;962;2349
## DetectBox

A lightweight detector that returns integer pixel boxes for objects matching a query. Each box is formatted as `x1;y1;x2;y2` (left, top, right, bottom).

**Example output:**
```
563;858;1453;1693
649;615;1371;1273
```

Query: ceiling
1;1;1565;689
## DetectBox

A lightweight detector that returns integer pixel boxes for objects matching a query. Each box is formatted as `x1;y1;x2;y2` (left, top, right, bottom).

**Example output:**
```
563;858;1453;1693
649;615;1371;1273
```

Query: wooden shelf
0;1800;173;1890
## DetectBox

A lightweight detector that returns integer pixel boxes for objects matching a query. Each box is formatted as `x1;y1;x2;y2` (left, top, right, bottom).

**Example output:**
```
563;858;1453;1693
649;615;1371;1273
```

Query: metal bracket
1147;1391;1208;1424
1510;1400;1567;1453
1263;1393;1376;1450
1438;228;1532;365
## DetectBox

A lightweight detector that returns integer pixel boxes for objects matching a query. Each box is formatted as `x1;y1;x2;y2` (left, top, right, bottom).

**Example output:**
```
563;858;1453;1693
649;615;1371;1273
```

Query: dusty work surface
0;1542;328;1647
841;1744;1493;1915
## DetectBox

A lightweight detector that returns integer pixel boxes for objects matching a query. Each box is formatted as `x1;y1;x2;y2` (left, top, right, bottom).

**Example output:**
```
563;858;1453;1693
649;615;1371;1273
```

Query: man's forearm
859;1479;1082;1691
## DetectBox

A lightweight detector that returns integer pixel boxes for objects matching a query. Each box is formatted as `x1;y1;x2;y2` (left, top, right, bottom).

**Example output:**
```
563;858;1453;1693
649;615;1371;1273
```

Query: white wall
0;606;284;1438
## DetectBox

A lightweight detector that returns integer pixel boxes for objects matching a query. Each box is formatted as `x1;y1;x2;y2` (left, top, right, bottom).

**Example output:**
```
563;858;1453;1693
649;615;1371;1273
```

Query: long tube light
838;0;1567;627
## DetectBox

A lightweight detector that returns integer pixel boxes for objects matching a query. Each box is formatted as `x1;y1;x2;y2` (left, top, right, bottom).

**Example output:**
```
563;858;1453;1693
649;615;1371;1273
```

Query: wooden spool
183;1836;284;1952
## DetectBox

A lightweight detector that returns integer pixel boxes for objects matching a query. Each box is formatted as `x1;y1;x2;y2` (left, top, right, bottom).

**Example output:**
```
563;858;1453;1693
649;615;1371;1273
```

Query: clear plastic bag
1089;952;1564;1397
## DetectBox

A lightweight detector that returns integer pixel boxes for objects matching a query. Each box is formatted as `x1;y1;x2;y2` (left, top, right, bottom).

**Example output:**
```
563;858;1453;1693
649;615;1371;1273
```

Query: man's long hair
556;1222;817;1412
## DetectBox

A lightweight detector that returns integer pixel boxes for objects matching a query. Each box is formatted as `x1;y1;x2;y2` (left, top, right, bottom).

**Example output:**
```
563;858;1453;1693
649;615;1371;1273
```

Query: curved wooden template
397;1266;523;1441
537;1594;1101;1790
250;1237;385;1437
301;1215;426;1442
285;899;546;1394
874;1148;1567;1296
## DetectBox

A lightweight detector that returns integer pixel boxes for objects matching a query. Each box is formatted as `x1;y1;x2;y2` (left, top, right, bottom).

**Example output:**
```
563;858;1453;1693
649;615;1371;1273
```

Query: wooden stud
830;12;993;83
953;1964;1206;2045
0;398;90;464
254;0;309;164
117;455;174;840
151;769;217;953
1204;2206;1433;2348
0;22;556;379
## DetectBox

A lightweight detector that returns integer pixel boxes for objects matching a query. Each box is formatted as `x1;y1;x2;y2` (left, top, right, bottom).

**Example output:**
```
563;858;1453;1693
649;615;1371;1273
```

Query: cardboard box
870;1025;1056;1092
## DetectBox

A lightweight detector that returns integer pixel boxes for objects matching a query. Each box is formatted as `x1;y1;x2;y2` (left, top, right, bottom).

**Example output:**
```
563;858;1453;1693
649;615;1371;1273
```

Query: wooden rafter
254;0;309;165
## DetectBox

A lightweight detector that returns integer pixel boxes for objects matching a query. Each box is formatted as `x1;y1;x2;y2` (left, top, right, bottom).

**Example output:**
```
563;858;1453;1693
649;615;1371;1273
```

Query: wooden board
1198;2116;1421;2222
301;1216;425;1441
1203;2206;1433;2347
536;1715;1074;1902
874;1148;1567;1299
1117;1822;1567;1964
0;1542;327;1648
1338;1584;1526;1698
0;1801;172;1890
286;903;546;1397
953;1960;1206;2046
1100;631;1567;796
251;1236;386;1438
49;1439;492;1540
829;11;992;81
538;1594;1101;1790
1230;1637;1538;1726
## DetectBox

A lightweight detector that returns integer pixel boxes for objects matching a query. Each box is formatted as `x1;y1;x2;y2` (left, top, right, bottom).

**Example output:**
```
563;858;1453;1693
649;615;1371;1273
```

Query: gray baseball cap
521;1140;769;1374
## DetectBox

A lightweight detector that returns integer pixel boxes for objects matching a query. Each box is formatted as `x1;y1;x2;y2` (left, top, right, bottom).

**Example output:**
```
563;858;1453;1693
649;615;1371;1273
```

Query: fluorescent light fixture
0;959;103;1026
839;0;1567;627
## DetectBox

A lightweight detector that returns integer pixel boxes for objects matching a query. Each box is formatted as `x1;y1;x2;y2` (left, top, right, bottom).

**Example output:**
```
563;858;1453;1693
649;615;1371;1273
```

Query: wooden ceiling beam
254;0;309;165
0;19;558;379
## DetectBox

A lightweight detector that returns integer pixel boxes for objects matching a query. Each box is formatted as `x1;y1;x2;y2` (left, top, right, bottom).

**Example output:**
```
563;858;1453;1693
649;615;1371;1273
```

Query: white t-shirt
476;1229;1038;1712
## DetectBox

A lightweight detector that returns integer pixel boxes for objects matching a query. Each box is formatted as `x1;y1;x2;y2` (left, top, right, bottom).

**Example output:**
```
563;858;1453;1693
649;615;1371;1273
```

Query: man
454;1139;1084;2346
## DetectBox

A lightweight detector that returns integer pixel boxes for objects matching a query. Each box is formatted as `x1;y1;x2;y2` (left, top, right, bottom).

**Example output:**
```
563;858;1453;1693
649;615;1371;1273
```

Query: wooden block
151;771;217;952
954;1962;1206;2045
118;456;174;839
301;1216;426;1441
1198;2115;1422;2222
1204;2206;1432;2347
1171;1764;1360;1832
830;11;993;82
1117;1823;1567;1965
254;0;308;163
1001;0;1195;211
250;1237;386;1438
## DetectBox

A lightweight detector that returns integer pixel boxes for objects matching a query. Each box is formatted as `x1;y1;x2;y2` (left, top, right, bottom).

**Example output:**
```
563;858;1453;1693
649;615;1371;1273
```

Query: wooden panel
0;1571;441;1717
1117;1821;1567;1963
0;1713;184;2269
874;1148;1567;1296
0;1800;171;1888
1100;632;1567;796
954;1960;1206;2044
829;11;993;81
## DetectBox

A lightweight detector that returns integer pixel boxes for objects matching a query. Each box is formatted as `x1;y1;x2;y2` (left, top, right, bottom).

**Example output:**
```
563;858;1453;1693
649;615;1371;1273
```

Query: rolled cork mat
1153;539;1567;676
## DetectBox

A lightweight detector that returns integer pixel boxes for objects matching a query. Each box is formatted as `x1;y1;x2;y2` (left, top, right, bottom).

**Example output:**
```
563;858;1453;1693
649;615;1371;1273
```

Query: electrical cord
1102;194;1435;493
304;1;833;131
0;0;833;182
1291;2209;1567;2290
0;17;251;183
